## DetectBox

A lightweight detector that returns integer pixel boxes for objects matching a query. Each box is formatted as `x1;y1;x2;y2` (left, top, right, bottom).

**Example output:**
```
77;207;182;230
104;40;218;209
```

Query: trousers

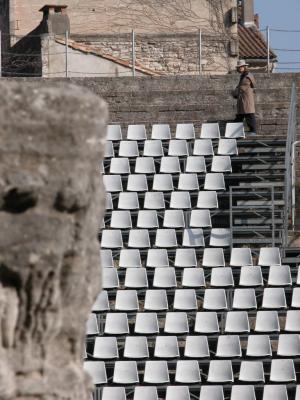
235;113;257;134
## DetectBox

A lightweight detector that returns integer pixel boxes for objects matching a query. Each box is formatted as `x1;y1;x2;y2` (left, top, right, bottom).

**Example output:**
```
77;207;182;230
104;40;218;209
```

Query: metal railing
229;185;278;248
284;81;298;245
0;30;237;78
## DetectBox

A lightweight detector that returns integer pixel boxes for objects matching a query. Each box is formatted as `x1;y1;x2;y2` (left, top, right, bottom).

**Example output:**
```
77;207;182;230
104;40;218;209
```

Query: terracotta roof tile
238;25;277;60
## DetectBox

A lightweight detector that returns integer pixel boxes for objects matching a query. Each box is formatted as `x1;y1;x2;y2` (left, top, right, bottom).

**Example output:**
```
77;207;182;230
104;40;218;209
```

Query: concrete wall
42;38;145;78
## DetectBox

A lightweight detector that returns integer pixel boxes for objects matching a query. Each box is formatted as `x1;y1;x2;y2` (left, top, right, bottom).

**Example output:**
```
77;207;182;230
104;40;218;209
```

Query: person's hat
236;59;249;68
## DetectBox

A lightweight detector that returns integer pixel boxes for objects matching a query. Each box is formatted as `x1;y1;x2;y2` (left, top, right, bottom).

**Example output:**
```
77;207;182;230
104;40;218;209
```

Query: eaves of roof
238;24;277;60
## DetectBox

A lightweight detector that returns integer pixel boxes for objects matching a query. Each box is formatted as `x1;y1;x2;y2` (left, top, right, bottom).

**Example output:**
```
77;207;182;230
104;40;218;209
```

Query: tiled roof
238;25;277;60
55;37;165;76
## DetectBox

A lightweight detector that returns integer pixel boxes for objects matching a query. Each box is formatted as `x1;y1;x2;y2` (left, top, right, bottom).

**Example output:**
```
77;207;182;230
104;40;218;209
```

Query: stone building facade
1;0;275;76
2;0;240;75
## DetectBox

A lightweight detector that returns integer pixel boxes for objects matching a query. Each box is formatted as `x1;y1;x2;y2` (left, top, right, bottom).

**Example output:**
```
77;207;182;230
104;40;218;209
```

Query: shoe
247;132;256;136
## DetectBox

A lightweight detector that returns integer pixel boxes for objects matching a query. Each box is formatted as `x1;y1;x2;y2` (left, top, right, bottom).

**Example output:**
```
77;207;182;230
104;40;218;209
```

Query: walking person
233;60;257;135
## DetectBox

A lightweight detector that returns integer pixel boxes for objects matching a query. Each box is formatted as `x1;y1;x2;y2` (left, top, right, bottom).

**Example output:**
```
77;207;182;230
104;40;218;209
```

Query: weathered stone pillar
0;81;107;400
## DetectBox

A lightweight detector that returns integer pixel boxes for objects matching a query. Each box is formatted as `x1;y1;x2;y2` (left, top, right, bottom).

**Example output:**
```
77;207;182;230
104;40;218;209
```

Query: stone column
0;81;107;400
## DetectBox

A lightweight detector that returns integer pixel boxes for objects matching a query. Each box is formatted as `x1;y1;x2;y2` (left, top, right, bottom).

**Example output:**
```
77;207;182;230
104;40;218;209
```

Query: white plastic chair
104;313;129;335
200;122;220;139
184;335;210;358
197;191;218;209
119;249;142;268
218;138;238;155
193;139;214;156
247;335;272;357
164;312;189;334
103;174;123;192
152;174;174;191
168;139;189;157
230;248;253;266
175;123;195;140
118;192;139;210
144;361;169;384
84;361;107;385
216;335;241;358
173;289;197;310
239;361;264;382
153;267;177;288
182;228;205;247
202;248;225;267
185;156;206;173
211;156;232;173
255;311;280;332
127;124;147;140
113;361;139;384
203;289;227;310
175;248;197;268
110;157;130;174
107;124;122;141
225;122;245;139
93;337;119;359
151;124;171;140
175;360;201;383
209;228;231;247
154;336;179;358
124;336;149;359
146;249;169;268
195;312;219;333
207;360;233;383
259;247;281;266
135;313;159;334
143;139;164;157
119;140;139;157
204;173;225;190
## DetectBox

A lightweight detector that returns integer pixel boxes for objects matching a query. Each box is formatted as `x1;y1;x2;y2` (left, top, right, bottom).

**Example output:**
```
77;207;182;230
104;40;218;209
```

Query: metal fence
0;30;236;78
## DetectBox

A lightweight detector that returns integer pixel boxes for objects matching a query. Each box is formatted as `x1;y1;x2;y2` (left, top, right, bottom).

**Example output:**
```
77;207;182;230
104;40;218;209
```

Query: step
236;200;285;206
239;147;286;154
241;164;285;171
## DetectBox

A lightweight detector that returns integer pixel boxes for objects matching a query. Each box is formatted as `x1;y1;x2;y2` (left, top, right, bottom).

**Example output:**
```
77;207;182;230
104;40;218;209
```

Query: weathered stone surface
0;81;108;399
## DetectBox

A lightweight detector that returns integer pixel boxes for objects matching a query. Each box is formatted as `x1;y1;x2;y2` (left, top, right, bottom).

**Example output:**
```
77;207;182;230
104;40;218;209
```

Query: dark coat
235;72;256;114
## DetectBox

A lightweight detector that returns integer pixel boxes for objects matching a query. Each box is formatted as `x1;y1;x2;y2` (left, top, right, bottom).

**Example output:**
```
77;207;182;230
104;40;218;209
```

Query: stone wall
0;81;107;400
74;33;237;75
12;0;235;36
60;73;300;137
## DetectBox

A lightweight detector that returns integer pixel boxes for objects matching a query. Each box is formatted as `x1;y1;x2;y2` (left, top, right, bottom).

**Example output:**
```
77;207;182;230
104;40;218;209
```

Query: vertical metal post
132;29;136;78
0;31;2;77
271;186;275;247
266;26;270;73
229;187;233;249
292;141;300;231
198;29;202;75
65;30;69;78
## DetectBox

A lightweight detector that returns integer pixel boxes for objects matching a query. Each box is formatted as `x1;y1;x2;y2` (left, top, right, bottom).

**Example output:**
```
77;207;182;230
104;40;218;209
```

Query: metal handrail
284;81;297;245
229;185;277;248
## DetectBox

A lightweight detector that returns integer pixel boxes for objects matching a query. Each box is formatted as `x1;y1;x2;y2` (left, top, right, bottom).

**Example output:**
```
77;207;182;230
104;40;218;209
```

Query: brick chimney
39;5;70;35
242;0;255;28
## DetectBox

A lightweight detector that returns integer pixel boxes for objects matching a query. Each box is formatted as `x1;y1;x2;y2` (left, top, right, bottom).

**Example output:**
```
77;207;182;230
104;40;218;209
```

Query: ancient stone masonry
74;33;235;75
0;81;107;400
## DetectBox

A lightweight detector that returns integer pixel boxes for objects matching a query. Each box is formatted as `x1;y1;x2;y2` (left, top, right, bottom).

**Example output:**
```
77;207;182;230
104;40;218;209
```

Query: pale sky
255;0;300;72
